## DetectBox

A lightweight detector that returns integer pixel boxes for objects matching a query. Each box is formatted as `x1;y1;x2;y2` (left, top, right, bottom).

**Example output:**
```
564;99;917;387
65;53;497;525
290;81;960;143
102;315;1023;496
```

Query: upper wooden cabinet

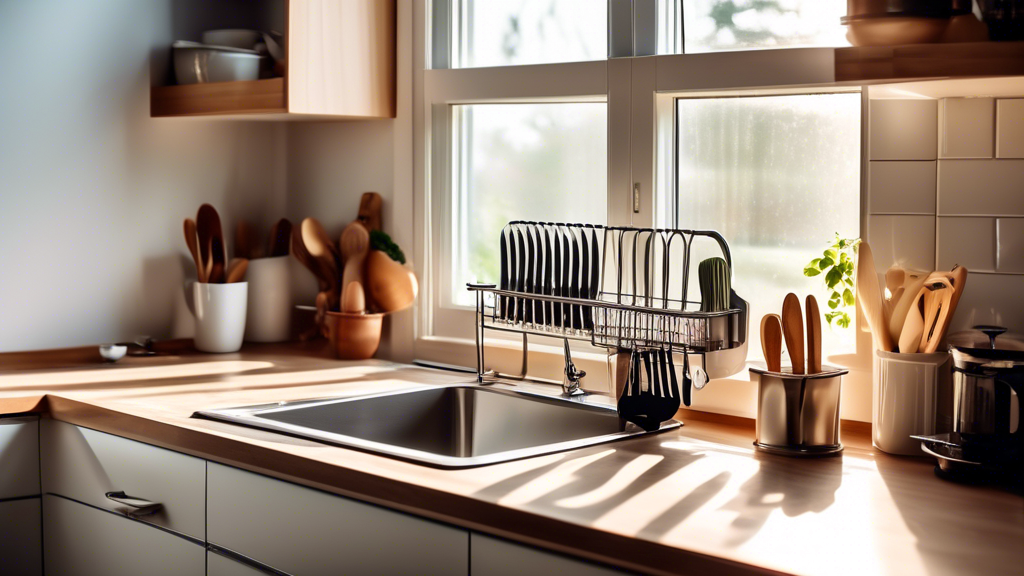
151;0;396;120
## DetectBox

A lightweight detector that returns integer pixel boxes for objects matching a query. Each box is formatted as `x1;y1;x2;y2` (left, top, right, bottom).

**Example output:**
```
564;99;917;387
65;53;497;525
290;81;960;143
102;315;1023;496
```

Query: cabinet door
0;498;42;576
471;533;628;576
207;463;468;576
41;420;205;539
43;495;204;576
0;416;40;499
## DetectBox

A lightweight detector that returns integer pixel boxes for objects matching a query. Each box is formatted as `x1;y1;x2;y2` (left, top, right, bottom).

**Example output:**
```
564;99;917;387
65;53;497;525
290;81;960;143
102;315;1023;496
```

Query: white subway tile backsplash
937;217;996;272
869;161;936;214
997;218;1024;273
868;215;935;272
940;98;995;159
937;159;1024;215
947;273;1024;334
996;99;1024;159
870;100;938;161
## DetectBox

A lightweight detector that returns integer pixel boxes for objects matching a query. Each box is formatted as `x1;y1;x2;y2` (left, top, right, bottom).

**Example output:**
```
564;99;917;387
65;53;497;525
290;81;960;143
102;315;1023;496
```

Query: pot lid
952;326;1024;368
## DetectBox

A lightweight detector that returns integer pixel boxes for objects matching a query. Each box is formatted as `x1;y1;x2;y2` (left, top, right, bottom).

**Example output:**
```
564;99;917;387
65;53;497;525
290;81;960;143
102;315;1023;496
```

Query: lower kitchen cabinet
1;415;40;500
471;533;628;576
0;498;42;576
42;494;205;576
207;463;469;576
207;551;270;576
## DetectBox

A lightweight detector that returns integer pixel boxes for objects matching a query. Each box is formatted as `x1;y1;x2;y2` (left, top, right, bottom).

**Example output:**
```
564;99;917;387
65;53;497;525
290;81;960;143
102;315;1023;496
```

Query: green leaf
844;277;854;287
818;257;834;270
804;266;822;277
839;252;849;264
837;313;851;329
828;298;840;309
825;267;843;289
843;288;855;307
824;249;839;261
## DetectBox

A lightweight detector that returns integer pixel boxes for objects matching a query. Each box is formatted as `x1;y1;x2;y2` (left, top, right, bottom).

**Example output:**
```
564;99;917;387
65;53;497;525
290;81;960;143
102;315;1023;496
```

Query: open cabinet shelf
835;41;1024;83
150;0;395;120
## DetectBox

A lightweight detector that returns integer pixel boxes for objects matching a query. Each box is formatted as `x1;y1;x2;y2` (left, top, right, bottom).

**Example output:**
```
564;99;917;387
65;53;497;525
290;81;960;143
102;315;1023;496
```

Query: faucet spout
562;339;587;396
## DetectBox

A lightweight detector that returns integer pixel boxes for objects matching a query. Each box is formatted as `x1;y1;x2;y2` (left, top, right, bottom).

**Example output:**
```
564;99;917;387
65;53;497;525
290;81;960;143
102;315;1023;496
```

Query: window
682;0;848;53
450;103;607;306
451;0;608;68
674;93;862;359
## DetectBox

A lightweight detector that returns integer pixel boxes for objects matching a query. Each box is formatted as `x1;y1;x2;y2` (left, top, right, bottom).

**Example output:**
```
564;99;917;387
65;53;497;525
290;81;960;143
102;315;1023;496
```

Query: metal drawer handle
105;491;163;516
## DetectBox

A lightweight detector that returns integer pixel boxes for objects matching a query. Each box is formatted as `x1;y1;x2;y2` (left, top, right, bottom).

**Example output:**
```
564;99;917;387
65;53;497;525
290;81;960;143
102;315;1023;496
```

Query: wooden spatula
356;192;383;232
760;314;783;373
889;272;930;346
856;242;894;352
782;293;805;375
899;287;927;353
183;219;205;283
226;258;249;283
806;295;822;374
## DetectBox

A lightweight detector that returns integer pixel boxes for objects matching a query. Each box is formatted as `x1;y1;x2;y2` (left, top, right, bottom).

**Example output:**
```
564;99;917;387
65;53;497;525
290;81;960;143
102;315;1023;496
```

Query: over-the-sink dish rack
467;221;750;391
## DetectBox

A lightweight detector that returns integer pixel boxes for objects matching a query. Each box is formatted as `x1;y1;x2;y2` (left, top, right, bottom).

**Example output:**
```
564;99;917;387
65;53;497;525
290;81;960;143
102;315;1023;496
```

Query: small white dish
172;42;263;84
98;344;127;363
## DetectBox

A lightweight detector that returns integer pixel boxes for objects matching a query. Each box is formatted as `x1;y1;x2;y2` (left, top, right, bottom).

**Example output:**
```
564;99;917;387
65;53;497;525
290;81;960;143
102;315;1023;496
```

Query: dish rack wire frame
468;222;749;385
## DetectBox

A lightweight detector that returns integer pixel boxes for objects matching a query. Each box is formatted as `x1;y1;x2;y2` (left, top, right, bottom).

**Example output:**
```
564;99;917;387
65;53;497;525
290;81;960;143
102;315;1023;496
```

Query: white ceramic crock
189;282;248;353
244;256;292;343
873;349;953;455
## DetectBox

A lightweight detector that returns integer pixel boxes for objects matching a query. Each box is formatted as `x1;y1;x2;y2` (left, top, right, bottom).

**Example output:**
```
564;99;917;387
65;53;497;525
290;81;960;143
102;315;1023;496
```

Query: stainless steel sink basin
193;384;679;468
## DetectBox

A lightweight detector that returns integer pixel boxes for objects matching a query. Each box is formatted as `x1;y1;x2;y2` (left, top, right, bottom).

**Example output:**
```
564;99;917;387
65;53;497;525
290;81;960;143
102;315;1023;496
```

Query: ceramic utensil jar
244;256;292;343
188;282;248;353
873;350;953;455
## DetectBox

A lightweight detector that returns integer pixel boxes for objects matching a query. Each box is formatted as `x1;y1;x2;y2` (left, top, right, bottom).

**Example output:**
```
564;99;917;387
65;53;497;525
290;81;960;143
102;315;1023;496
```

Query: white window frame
412;1;871;404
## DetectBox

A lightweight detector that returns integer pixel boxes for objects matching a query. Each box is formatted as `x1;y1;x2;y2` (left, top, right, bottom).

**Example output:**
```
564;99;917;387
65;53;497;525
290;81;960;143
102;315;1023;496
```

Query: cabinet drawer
208;463;469;576
0;415;40;500
0;498;42;576
40;420;205;539
471;533;627;576
43;494;204;576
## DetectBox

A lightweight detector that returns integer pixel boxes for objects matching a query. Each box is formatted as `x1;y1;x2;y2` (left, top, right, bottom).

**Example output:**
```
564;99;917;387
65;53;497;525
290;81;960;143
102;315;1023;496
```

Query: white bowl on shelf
202;29;263;50
172;41;263;85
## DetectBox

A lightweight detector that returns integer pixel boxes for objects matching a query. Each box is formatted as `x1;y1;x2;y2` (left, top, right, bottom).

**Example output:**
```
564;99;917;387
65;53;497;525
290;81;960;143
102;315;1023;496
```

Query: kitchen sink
193;384;679;468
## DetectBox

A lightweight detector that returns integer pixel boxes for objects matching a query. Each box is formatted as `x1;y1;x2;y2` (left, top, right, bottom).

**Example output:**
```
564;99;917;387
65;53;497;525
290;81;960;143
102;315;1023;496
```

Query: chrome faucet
562;339;587;396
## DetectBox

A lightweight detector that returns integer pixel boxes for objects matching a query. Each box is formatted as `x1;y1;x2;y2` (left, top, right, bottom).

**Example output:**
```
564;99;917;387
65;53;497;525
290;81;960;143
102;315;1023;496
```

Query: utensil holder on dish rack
467;222;750;393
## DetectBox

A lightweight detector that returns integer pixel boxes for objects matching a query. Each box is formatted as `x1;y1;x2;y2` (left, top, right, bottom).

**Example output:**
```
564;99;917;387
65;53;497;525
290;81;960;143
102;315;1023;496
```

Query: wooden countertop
2;342;1021;576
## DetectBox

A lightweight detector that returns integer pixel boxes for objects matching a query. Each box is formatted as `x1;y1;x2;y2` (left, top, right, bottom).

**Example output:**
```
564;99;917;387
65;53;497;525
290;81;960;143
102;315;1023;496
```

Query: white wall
0;0;287;351
867;92;1024;335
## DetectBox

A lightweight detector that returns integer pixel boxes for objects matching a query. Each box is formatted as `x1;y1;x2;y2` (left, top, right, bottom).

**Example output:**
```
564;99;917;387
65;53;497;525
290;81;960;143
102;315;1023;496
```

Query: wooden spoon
226;258;249;283
235;220;256;260
183;219;205;283
356;192;383;232
782;293;805;375
291;225;331;293
301;218;340;297
889;272;930;346
885;266;905;299
339;222;370;300
268;218;292;257
856;241;895;352
340;281;366;314
760;314;783;373
899;287;927;353
919;277;953;354
197;204;226;283
806;294;822;374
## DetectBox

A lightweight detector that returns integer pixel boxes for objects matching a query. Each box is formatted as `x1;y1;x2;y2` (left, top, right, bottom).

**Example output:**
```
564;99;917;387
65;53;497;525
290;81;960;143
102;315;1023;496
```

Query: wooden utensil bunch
291;192;417;326
761;293;824;375
234;218;293;260
856;241;968;354
183;204;251;284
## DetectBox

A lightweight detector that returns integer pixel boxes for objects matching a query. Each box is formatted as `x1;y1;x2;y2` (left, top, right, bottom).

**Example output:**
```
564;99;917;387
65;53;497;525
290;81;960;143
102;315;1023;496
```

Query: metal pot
951;327;1024;441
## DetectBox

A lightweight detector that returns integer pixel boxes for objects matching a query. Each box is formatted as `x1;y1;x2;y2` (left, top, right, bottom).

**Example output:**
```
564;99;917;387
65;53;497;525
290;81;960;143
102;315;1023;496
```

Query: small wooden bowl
322;311;383;360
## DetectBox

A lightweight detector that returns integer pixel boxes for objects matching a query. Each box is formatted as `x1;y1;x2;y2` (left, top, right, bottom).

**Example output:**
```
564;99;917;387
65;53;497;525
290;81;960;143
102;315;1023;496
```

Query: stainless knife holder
468;222;750;386
749;365;849;457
